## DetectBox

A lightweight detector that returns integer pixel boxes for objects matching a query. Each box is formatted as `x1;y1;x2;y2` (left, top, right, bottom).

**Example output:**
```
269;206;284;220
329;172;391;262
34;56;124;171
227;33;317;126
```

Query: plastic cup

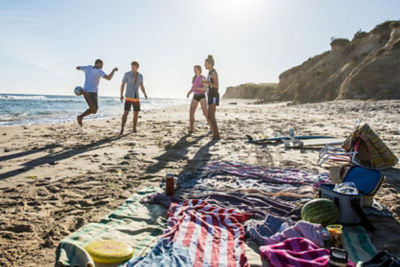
327;224;343;248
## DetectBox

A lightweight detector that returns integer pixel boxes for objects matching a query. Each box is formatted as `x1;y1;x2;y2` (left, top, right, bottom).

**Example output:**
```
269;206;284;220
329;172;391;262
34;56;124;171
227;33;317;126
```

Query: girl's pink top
192;75;205;94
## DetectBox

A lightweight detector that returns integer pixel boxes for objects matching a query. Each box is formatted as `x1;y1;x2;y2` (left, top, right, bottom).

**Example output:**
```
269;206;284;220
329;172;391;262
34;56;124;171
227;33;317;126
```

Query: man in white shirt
76;59;118;126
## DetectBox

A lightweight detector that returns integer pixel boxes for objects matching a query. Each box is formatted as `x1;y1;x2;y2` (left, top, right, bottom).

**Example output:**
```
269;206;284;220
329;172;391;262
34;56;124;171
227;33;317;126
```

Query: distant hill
223;83;277;99
223;20;400;103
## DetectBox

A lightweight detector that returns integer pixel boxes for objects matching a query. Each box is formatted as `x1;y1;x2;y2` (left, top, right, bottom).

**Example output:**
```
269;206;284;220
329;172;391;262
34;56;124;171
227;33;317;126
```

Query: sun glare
212;0;266;16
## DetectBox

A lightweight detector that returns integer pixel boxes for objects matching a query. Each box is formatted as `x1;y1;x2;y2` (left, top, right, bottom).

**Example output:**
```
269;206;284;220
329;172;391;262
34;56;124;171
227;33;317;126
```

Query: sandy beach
1;99;400;266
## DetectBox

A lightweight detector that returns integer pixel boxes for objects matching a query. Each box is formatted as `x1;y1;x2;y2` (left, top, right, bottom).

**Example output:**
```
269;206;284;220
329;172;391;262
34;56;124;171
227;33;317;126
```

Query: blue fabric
122;239;193;267
343;166;382;195
246;215;288;245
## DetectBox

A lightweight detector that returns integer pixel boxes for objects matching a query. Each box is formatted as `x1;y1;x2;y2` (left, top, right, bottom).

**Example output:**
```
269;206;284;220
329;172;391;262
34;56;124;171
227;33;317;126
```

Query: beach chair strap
350;199;376;232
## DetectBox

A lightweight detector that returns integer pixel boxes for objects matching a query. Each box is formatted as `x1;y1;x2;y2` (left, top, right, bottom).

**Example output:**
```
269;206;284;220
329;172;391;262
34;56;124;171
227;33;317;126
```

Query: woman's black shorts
193;94;206;102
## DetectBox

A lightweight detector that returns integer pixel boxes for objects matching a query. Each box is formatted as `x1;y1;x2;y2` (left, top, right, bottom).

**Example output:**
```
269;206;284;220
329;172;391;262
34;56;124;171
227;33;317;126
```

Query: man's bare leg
133;111;139;133
77;109;93;126
120;110;129;135
77;90;97;126
82;90;97;112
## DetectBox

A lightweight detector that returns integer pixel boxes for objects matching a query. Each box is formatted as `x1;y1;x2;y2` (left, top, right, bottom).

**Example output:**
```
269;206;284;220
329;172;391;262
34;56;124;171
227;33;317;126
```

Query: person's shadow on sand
178;138;219;175
0;143;61;162
0;134;126;181
145;134;207;174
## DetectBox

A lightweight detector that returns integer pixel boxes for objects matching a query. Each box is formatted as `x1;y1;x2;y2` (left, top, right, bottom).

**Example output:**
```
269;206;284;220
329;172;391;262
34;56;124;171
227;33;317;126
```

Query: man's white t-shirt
80;66;106;93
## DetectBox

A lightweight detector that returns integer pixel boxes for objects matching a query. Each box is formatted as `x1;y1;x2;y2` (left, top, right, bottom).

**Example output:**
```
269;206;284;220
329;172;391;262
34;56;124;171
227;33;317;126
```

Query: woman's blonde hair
205;55;215;67
193;65;202;83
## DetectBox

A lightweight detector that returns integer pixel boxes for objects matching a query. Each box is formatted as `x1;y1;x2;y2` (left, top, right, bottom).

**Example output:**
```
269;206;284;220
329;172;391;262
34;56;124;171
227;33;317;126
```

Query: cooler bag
319;166;383;230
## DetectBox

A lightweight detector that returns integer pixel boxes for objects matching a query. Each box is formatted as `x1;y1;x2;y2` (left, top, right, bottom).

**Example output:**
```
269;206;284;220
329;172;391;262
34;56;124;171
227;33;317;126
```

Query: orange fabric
125;97;140;103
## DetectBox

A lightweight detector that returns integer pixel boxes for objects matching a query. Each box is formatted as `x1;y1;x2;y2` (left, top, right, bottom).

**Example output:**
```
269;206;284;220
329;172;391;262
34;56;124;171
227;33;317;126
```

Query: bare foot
120;129;124;135
77;116;83;126
213;135;221;140
188;130;194;135
133;129;137;133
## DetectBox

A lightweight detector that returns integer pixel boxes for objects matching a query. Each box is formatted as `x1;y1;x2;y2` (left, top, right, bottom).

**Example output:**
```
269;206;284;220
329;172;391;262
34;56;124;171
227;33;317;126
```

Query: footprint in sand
46;185;62;193
93;199;111;206
4;224;33;233
37;189;49;197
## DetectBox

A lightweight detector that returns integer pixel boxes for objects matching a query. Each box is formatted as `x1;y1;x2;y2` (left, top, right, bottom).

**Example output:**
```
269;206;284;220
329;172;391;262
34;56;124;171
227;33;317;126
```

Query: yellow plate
84;240;134;264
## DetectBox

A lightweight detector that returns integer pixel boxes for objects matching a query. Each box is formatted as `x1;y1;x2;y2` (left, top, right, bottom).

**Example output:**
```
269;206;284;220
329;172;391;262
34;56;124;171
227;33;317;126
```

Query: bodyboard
246;134;335;144
282;138;345;148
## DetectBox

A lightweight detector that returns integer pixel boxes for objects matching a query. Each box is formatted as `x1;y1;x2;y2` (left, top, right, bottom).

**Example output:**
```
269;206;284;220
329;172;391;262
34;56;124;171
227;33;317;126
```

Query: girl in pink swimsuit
186;65;213;134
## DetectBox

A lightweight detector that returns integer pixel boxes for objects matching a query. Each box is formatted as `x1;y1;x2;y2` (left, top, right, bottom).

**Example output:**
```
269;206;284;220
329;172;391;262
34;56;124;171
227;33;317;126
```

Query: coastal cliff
223;83;277;100
223;20;400;102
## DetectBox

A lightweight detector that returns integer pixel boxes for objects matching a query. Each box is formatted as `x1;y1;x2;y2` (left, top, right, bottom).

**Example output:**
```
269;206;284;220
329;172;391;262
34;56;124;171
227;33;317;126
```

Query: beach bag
360;251;400;267
319;166;383;231
343;123;398;169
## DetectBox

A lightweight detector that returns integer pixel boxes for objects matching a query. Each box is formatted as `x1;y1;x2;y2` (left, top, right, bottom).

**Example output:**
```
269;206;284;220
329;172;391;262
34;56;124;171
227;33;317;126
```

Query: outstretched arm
103;67;118;80
120;81;126;103
140;82;148;99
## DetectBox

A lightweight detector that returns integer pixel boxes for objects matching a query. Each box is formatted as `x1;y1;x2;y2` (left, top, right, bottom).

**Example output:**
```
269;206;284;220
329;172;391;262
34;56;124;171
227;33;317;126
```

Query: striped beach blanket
200;161;326;185
342;226;377;263
126;199;252;267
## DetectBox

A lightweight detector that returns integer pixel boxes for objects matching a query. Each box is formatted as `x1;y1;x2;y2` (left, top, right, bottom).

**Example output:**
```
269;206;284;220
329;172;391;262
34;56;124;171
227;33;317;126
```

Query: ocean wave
0;117;17;122
41;98;84;103
0;95;49;101
0;95;86;103
0;94;188;126
0;112;31;119
36;111;53;115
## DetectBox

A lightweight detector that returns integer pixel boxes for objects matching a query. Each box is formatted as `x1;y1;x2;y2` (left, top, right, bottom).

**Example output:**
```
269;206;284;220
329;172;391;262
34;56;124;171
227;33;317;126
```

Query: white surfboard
282;138;345;148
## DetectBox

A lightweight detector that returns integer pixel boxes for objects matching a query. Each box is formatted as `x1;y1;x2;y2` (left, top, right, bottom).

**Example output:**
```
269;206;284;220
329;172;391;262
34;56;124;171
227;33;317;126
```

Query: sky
0;0;399;98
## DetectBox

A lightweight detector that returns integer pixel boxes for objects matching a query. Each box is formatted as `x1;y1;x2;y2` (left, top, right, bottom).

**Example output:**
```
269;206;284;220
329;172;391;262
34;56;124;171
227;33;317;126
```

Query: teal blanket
55;187;167;267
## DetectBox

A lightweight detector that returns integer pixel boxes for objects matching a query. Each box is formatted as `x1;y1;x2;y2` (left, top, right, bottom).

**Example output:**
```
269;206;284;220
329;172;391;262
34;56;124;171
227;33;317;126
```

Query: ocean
0;94;189;126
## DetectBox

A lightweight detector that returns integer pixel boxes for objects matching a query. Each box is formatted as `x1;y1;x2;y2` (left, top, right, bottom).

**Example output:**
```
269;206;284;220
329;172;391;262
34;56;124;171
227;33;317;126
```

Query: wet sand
0;100;399;266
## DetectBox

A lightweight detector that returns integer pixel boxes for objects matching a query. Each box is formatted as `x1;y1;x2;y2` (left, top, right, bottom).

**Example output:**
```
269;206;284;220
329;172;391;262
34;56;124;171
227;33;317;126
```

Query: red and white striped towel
163;199;252;267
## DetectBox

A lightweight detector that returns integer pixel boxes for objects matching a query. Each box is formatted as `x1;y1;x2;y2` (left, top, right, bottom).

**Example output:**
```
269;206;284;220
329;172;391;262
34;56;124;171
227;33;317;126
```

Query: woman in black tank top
203;55;220;139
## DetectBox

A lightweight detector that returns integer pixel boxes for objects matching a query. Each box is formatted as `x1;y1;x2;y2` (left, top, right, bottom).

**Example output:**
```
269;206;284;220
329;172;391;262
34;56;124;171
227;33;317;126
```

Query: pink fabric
192;75;205;94
260;237;355;267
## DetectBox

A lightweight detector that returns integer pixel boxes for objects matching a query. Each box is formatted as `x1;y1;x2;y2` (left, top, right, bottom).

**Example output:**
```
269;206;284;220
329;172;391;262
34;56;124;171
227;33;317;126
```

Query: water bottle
165;173;175;196
329;248;348;267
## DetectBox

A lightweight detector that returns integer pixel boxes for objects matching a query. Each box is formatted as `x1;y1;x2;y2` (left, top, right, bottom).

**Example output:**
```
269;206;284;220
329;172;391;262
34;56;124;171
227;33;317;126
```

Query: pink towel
260;237;355;267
